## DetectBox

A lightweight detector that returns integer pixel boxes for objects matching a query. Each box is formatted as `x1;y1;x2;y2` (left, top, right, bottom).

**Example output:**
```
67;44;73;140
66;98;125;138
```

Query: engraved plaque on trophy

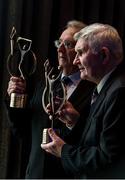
41;60;66;144
7;27;37;108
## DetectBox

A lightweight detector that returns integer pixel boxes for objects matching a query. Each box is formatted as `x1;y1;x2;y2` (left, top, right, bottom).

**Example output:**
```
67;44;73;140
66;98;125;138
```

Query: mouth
79;67;85;71
59;56;65;60
58;52;66;59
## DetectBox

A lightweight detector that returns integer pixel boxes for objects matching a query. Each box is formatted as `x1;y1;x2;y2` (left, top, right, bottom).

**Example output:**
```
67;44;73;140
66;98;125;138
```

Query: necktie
61;76;73;99
91;87;98;104
61;76;72;86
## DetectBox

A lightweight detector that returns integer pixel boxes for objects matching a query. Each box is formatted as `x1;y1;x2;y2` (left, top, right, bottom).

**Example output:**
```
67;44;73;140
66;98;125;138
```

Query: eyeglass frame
54;39;76;49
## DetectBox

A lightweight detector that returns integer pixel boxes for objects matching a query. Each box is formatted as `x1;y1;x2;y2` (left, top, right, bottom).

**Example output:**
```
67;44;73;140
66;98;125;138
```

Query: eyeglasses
54;40;76;49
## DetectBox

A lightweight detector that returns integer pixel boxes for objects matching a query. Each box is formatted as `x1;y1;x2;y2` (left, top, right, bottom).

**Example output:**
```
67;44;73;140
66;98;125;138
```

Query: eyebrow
75;47;83;52
76;45;88;52
59;38;75;42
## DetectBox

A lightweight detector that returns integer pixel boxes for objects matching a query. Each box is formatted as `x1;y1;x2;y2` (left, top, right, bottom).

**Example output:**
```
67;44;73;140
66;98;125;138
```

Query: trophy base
10;93;27;108
42;128;60;144
42;128;50;144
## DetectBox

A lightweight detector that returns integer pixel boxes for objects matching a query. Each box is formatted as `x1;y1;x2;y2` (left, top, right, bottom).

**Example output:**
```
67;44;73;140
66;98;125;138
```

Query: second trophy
42;59;66;144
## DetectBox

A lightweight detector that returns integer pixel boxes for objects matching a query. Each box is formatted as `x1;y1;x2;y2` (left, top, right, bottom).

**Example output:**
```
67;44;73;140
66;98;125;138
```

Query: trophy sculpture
42;59;66;144
7;27;37;108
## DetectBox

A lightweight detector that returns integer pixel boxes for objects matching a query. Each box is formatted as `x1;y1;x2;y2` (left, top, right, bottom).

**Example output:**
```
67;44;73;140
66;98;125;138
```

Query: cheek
68;51;76;62
83;54;96;67
71;50;76;58
80;56;93;76
80;54;89;66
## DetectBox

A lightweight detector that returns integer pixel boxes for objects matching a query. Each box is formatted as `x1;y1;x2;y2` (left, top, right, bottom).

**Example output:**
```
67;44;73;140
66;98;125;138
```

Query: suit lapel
80;92;106;142
68;80;84;101
80;64;124;142
68;80;95;105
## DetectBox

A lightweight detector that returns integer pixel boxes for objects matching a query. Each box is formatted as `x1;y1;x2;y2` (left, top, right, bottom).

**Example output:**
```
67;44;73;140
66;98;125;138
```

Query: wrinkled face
74;38;104;83
57;27;78;74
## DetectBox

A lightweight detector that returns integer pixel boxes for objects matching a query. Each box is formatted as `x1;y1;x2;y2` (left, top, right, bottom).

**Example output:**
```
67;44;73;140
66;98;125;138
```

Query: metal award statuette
7;27;37;108
42;59;66;144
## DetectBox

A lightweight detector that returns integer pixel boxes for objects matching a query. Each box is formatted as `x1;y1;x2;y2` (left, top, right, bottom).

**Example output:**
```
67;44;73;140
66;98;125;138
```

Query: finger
9;80;26;89
7;77;26;95
41;143;55;155
57;111;67;123
48;128;58;141
41;143;49;150
7;82;26;95
41;140;54;151
10;76;25;83
46;103;51;111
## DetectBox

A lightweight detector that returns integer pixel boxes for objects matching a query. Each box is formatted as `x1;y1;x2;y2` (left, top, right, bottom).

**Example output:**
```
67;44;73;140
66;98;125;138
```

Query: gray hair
74;23;123;62
66;20;87;31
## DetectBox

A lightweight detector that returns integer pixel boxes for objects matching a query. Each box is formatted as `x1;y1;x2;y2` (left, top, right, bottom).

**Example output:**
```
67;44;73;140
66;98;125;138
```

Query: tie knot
91;88;98;104
62;76;72;86
93;88;98;96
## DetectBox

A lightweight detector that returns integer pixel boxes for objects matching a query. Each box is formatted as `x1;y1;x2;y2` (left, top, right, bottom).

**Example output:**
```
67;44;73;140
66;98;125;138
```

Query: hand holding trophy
42;59;66;144
7;27;37;108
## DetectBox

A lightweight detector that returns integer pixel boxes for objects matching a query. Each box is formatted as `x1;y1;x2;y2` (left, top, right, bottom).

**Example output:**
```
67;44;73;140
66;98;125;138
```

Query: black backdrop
0;0;125;178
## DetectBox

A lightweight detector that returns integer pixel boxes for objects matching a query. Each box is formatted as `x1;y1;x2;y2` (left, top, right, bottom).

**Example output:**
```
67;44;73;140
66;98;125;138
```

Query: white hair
74;23;123;62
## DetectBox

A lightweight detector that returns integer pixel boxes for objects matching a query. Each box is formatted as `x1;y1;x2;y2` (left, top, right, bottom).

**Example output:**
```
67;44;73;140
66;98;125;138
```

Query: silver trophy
42;59;66;144
7;27;37;108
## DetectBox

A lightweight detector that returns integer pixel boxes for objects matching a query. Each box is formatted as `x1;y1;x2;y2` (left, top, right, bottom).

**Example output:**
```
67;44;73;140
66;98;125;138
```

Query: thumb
48;128;58;141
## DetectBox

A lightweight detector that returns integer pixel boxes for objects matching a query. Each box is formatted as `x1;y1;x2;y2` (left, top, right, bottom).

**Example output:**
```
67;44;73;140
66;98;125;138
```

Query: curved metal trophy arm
42;59;52;113
42;60;66;126
10;26;17;56
48;70;66;118
7;26;37;108
42;59;66;143
7;27;37;79
7;26;17;76
17;37;37;79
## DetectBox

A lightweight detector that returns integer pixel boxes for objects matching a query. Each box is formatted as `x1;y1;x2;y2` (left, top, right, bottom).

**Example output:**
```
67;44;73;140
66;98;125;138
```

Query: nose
57;42;66;53
73;53;80;65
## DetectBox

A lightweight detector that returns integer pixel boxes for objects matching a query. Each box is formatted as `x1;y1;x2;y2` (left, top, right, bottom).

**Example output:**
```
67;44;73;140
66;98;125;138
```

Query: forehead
60;27;78;40
75;38;86;51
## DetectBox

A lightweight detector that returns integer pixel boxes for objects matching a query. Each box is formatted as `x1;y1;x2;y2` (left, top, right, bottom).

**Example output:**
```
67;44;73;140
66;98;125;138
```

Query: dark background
0;0;125;178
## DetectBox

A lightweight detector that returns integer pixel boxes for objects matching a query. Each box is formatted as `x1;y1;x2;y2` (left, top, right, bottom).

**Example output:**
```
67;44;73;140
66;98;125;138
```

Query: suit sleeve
4;93;32;138
4;81;42;138
61;88;125;177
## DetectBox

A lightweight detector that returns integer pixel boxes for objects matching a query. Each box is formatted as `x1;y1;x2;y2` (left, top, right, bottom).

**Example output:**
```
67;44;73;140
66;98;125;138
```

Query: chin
80;72;86;79
81;76;86;80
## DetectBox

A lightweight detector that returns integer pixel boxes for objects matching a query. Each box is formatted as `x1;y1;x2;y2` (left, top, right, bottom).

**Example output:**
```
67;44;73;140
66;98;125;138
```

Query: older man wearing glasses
6;20;95;179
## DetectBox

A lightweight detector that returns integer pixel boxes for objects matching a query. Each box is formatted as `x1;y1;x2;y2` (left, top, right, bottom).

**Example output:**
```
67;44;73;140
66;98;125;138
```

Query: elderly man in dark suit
6;20;95;178
41;23;125;179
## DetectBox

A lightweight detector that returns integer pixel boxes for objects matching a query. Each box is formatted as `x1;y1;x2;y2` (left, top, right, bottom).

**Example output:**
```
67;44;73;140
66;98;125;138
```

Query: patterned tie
91;87;98;104
61;76;72;86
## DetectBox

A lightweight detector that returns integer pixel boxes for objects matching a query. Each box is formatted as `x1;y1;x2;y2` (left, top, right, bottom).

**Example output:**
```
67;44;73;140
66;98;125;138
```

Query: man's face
74;38;103;83
57;27;78;74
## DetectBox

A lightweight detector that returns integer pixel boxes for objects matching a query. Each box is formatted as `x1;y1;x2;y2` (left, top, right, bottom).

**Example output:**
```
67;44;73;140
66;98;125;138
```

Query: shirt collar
61;71;81;86
97;68;116;93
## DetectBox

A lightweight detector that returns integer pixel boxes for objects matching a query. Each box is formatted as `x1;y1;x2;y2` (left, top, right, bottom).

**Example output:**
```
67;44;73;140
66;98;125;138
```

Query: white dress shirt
61;71;81;99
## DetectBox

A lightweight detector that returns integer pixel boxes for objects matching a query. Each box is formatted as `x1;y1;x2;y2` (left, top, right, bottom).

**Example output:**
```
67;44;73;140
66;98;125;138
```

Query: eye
54;40;62;48
77;50;83;56
64;41;75;49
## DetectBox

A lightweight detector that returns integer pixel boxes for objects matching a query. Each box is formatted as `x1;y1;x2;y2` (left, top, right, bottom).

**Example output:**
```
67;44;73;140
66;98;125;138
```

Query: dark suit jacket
6;78;95;178
61;64;125;179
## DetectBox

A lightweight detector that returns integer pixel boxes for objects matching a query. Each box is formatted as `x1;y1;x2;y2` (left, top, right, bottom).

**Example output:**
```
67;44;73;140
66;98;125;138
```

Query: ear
100;49;106;60
100;47;110;65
